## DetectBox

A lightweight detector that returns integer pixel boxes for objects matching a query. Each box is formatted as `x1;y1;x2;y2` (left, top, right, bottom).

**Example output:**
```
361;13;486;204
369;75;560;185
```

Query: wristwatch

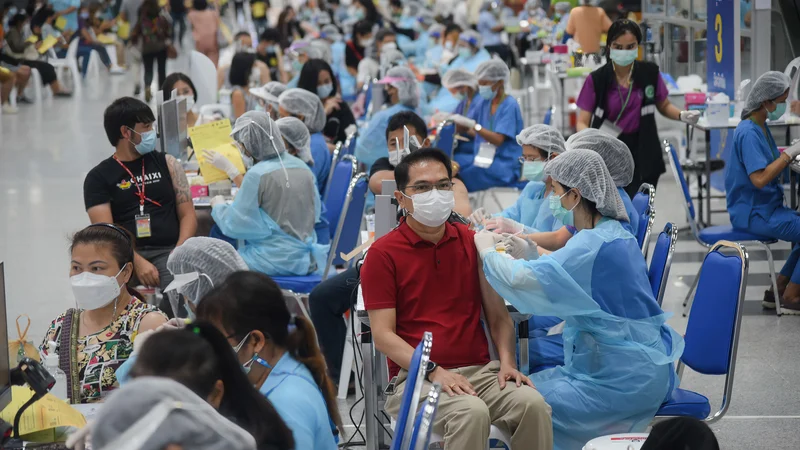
424;361;439;381
474;123;483;132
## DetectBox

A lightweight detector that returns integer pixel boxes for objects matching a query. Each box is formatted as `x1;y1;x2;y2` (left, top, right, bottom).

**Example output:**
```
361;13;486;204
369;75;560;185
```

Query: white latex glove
679;110;701;125
785;140;800;159
450;114;477;128
162;317;190;329
502;233;539;261
484;217;524;234
475;231;503;258
66;424;92;450
431;111;452;124
468;207;491;229
203;149;241;180
210;195;227;208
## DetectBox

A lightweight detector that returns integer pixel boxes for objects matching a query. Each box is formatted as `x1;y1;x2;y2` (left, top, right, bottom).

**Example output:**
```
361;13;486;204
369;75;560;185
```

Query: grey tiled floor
1;58;799;449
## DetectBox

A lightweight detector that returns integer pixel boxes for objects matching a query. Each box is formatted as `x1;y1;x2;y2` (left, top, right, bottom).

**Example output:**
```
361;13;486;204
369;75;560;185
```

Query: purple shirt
576;73;669;134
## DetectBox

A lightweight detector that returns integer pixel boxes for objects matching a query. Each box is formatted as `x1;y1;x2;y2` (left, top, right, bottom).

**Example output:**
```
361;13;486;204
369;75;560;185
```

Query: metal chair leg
762;243;782;317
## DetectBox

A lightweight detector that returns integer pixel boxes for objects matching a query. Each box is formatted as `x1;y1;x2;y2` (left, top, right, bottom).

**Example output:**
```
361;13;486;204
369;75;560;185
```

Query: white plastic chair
337;305;364;400
48;38;81;94
23;68;44;104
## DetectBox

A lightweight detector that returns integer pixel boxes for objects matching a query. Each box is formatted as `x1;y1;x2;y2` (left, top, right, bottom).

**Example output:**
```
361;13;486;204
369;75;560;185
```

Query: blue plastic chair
633;183;656;255
664;141;782;315
341;129;358;156
390;331;433;450
543;106;554;125
407;383;442;450
432;121;456;159
632;183;655;218
325;155;358;236
648;222;678;306
655;240;748;423
360;82;373;121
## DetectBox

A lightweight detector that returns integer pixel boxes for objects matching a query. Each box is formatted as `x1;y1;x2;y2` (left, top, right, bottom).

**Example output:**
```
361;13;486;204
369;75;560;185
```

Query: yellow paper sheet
38;35;59;54
0;386;87;439
97;34;116;44
252;2;267;18
117;21;130;39
26;35;39;43
159;0;168;6
219;22;233;45
188;119;234;150
0;66;10;76
54;16;67;31
197;143;245;184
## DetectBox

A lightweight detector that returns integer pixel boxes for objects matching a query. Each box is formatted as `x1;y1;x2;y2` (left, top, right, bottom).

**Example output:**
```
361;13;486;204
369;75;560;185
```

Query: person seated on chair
207;111;330;276
438;68;480;167
256;28;285;83
725;71;800;315
451;59;523;193
473;124;567;236
128;323;295;450
251;80;287;120
197;271;343;450
278;88;332;194
162;72;200;126
76;4;113;76
355;28;395;92
283;41;324;88
84;97;197;294
368;110;472;217
0;13;72;96
478;149;683;450
0;64;17;114
229;53;270;121
38;223;168;404
297;58;356;145
354;65;419;171
362;148;553;450
477;1;514;66
344;19;373;79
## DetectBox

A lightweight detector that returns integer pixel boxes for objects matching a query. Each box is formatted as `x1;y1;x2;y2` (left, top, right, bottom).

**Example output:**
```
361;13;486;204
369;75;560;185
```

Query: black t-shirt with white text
83;152;179;248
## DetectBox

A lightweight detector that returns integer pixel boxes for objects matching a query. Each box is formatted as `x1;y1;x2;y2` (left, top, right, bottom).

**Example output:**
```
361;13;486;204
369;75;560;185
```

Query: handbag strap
59;309;82;404
15;315;31;341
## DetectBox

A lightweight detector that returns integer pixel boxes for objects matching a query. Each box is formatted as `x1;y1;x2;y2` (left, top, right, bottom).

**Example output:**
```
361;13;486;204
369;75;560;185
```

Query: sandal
763;289;777;309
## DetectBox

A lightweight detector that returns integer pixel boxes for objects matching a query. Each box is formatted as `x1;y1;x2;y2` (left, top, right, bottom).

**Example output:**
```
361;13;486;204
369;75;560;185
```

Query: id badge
135;214;152;238
474;142;497;169
598;120;622;138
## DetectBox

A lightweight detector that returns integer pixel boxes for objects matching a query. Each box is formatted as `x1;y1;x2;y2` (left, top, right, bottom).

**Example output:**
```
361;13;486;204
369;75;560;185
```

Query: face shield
162;272;213;319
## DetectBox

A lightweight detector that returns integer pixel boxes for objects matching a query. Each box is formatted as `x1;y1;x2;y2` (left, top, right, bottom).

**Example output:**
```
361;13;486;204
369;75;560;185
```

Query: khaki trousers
385;361;553;450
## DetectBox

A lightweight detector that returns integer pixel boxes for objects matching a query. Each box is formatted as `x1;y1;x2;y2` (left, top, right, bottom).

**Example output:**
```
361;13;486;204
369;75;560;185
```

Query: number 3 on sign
714;13;723;63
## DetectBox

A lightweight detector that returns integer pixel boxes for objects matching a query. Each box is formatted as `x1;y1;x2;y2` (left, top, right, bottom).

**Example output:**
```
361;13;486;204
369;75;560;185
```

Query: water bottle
44;341;68;402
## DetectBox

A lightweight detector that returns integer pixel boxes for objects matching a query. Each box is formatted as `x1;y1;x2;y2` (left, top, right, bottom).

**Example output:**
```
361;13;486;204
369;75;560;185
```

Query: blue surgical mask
80;11;90;19
768;101;787;121
128;128;157;155
610;48;638;67
523;161;546;181
317;83;334;98
292;60;303;73
479;85;496;100
549;190;577;226
458;47;472;59
453;91;465;101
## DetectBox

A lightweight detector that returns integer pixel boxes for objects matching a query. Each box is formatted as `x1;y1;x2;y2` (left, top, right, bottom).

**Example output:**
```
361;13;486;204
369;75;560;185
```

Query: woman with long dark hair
276;6;303;50
131;322;295;450
230;52;261;120
131;0;171;101
297;58;355;144
197;271;343;450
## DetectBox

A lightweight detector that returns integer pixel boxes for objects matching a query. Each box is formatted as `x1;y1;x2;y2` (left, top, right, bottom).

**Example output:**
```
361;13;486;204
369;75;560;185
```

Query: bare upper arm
478;262;509;324
368;170;394;195
366;308;397;336
138;311;168;333
87;204;114;223
166;154;192;205
254;61;271;83
231;90;246;117
452;179;472;217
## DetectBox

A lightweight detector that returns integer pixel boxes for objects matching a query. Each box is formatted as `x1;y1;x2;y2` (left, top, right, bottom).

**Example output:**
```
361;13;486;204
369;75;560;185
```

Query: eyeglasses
404;181;454;194
519;156;545;163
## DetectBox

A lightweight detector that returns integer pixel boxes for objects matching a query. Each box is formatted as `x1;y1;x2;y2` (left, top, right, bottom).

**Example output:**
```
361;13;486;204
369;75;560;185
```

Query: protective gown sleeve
211;168;276;240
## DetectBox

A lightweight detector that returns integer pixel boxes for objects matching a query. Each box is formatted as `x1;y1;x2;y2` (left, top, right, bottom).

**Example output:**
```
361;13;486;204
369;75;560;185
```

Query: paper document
54;17;67;31
97;34;116;45
197;143;246;184
189;120;244;184
0;386;87;441
26;35;38;43
38;35;59;54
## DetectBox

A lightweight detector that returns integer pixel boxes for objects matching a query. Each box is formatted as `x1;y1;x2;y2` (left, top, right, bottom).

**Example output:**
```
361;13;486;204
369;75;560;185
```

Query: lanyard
614;79;634;124
113;156;162;215
487;94;506;132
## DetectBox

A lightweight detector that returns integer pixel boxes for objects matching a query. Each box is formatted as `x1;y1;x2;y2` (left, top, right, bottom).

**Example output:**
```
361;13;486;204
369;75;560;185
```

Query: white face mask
405;189;455;227
388;148;409;166
70;265;127;310
178;94;195;112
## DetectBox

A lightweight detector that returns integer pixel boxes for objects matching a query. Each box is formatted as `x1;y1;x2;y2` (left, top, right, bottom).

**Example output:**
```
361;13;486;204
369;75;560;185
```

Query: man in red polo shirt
362;149;553;450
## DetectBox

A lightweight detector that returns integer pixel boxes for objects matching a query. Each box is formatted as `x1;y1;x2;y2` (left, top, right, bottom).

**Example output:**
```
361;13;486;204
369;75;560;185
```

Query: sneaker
781;301;800;315
134;84;141;96
17;95;33;104
763;289;777;309
2;104;18;114
145;88;152;103
110;65;127;75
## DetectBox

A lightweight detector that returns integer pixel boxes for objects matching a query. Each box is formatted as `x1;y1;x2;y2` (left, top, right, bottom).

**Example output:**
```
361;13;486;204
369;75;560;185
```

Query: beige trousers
385;361;553;450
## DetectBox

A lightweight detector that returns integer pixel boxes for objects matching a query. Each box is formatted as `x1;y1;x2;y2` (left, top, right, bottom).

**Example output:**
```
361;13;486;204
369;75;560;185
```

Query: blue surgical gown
498;181;564;233
260;353;338;450
483;218;684;450
459;95;524;192
619;187;638;236
311;132;332;194
354;103;415;171
211;154;329;276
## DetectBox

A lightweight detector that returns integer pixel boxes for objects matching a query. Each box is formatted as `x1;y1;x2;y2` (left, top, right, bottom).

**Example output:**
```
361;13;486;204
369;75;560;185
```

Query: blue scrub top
260;353;338;450
725;119;785;229
459;95;524;192
310;132;332;194
453;94;482;168
50;0;80;31
477;11;503;47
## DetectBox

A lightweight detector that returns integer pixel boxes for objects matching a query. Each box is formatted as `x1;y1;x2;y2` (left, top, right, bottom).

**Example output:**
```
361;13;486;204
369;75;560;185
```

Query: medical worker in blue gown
427;30;491;116
440;69;482;168
354;66;419;171
278;88;332;194
725;71;800;313
452;59;524;192
475;149;684;450
210;112;330;277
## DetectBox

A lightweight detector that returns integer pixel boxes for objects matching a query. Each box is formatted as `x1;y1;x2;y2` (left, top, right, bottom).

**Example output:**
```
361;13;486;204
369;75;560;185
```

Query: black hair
385;111;427;142
8;13;26;28
197;271;344;437
444;23;462;36
375;28;395;44
103;97;156;146
395;148;452;190
640;417;720;450
356;0;379;23
30;5;55;30
297;59;338;98
131;322;295;450
161;72;197;102
71;223;143;300
140;0;161;18
259;28;281;43
192;0;207;9
229;52;257;87
389;0;402;8
558;182;601;218
235;31;251;40
606;19;642;56
352;19;373;38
